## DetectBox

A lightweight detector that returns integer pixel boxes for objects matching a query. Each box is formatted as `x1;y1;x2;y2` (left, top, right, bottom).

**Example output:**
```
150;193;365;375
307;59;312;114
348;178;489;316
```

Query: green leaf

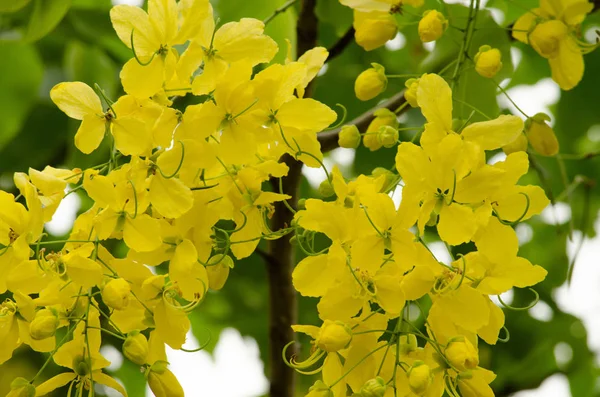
64;40;118;98
24;0;72;42
0;0;32;13
316;0;353;37
0;41;43;151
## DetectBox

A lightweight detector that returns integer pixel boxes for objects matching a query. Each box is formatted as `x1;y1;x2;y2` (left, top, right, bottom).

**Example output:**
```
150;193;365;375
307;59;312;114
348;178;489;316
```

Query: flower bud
525;113;559;156
318;179;335;198
355;63;387;101
399;334;418;355
297;198;307;210
364;109;398;151
408;361;432;395
502;133;528;155
147;366;184;397
372;167;396;192
404;78;420;108
418;10;447;43
529;20;568;59
445;337;479;372
206;254;233;291
102;278;131;310
316;320;352;352
123;331;149;365
338;125;361;149
359;377;386;397
377;125;399;148
29;309;59;340
354;11;398;51
7;378;35;397
305;380;333;397
474;45;503;78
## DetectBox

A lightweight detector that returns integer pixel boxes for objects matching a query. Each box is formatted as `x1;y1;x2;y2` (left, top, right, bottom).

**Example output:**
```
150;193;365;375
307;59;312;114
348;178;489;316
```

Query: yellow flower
513;0;594;90
49;82;109;154
110;0;183;98
474;45;503;78
355;63;387;101
189;18;278;96
418;10;447;43
35;303;127;396
502;133;528;154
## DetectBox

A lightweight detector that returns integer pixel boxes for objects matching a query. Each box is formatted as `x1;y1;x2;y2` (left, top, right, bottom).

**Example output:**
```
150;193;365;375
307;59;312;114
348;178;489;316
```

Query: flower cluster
0;0;588;396
291;73;549;397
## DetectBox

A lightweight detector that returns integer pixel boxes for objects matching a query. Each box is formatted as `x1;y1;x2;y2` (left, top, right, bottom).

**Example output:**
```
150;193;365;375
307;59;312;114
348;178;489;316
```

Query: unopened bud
316;320;352;352
359;377;386;397
318;179;335;198
102;278;131;310
7;378;35;397
354;11;398;51
29;309;59;340
408;361;432;395
123;331;149;365
355;63;387;101
377;125;399;148
338;125;361;149
525;114;559;156
147;366;184;397
404;78;420;108
399;334;418;355
305;380;333;397
445;337;479;372
364;109;398;151
474;45;503;78
418;10;447;43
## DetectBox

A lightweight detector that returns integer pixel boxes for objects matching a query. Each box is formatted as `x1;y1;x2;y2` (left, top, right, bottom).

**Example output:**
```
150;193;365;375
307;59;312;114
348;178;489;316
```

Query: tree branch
266;2;319;397
327;27;355;62
318;90;407;153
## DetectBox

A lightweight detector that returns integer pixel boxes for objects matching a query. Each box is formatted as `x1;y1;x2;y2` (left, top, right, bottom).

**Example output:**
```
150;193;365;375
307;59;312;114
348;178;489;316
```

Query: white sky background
43;1;598;395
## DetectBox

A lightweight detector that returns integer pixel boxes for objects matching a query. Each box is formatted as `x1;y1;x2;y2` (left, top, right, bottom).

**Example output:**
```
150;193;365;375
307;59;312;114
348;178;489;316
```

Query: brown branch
318;90;407;153
266;2;319;397
327;27;355;61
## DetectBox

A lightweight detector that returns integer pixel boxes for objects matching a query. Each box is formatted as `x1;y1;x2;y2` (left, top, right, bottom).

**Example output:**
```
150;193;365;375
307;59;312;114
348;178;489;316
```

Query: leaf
24;0;72;42
64;40;118;98
0;104;68;172
0;41;43;151
316;0;353;37
0;0;32;13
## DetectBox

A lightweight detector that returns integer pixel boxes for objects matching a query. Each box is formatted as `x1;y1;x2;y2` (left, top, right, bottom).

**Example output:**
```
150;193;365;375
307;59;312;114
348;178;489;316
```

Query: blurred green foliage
1;0;599;396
